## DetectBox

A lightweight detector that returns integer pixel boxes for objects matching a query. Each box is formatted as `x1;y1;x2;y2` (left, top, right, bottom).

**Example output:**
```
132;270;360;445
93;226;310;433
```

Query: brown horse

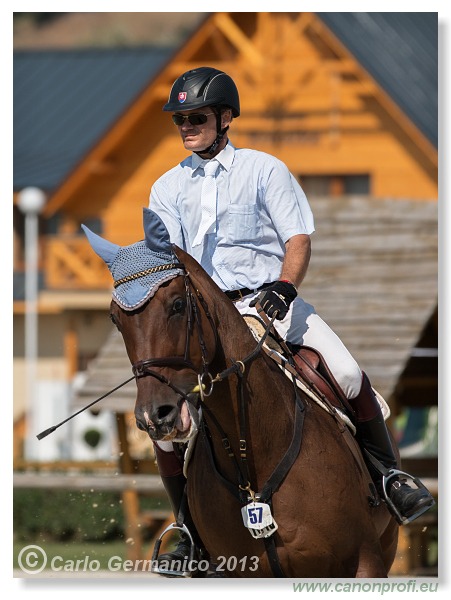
86;210;399;577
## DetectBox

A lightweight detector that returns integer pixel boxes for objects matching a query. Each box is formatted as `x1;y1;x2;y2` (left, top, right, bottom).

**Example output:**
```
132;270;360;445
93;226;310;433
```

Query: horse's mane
172;245;269;356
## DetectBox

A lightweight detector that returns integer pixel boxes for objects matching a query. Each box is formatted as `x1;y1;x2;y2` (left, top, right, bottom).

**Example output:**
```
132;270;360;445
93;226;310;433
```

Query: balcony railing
45;237;112;289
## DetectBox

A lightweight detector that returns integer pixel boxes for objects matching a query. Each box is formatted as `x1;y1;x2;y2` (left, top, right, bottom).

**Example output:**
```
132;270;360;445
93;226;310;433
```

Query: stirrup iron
382;468;435;525
151;522;197;577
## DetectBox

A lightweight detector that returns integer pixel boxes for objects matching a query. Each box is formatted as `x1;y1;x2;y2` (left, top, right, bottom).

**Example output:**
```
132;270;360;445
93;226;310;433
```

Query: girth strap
263;531;285;578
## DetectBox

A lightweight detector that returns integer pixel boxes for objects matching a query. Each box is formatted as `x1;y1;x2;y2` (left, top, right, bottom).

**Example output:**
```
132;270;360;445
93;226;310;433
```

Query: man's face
173;107;232;153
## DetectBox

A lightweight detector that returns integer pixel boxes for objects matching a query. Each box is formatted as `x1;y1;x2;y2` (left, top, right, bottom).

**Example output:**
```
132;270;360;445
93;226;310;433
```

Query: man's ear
221;108;233;129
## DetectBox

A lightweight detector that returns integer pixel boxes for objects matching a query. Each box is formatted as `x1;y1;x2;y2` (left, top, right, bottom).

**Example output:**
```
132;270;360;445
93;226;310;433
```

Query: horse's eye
171;297;186;315
109;313;120;330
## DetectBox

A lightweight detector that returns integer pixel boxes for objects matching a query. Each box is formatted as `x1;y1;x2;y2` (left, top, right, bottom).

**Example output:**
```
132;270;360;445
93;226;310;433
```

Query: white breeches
234;293;363;400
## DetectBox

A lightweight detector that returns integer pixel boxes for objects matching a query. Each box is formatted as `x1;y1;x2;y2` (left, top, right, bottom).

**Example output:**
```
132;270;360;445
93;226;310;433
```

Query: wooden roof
74;196;437;412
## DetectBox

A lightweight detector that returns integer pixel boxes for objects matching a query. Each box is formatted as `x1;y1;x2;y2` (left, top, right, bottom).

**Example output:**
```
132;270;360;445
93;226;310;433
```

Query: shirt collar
191;141;235;175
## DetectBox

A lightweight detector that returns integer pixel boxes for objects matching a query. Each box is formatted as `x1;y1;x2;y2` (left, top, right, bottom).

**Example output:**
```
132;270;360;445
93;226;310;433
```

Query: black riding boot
152;444;203;576
350;373;435;524
158;474;198;559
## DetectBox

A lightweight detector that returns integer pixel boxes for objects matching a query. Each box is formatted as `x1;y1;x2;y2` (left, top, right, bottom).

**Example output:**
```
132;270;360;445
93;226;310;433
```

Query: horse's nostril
135;418;148;432
154;404;178;425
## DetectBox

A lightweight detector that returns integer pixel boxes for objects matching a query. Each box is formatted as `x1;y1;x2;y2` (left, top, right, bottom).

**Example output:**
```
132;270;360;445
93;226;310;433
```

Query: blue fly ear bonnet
82;208;184;310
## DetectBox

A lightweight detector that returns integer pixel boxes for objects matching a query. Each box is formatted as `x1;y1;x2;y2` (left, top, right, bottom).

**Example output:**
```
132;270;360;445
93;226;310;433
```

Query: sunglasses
172;112;215;126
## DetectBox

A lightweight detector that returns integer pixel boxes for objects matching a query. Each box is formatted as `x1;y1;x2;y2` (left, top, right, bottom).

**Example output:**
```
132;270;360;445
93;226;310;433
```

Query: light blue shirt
149;142;315;291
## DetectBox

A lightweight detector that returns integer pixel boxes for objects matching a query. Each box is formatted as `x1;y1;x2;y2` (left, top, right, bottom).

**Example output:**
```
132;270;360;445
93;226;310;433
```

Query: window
299;175;370;197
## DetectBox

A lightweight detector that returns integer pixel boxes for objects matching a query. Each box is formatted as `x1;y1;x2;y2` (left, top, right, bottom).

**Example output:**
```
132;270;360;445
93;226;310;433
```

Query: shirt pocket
227;204;261;243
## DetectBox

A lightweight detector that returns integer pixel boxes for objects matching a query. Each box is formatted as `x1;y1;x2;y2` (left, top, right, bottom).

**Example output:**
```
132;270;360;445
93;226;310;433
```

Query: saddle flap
292;346;353;417
296;347;320;370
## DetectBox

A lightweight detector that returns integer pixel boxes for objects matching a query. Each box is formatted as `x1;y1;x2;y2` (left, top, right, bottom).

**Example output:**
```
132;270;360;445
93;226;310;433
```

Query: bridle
131;265;219;405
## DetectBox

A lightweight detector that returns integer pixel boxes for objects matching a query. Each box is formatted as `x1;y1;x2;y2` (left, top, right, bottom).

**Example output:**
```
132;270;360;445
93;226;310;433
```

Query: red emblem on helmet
178;92;187;103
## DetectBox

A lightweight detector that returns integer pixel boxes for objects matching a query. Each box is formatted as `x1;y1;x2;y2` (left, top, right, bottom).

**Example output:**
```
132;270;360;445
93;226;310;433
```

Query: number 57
248;506;263;525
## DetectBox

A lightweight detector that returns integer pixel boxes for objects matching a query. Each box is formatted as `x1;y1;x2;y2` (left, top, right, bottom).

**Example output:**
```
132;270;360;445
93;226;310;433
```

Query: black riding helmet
163;67;240;155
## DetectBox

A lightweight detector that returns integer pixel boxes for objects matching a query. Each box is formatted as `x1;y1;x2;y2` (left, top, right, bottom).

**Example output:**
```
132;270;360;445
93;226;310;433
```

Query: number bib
241;501;278;539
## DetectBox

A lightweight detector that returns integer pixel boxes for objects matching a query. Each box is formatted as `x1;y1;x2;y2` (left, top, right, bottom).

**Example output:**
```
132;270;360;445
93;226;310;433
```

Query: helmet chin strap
195;111;229;157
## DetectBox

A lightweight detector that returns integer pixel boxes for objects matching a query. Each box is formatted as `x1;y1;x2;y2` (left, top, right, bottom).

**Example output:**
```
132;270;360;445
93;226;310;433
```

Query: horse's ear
143;208;173;253
81;224;120;268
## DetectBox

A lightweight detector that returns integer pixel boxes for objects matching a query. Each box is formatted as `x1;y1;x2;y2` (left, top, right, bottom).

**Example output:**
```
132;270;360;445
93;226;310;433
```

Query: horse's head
83;209;217;443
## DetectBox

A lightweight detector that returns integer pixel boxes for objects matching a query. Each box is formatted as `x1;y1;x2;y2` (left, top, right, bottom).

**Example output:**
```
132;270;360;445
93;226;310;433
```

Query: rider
149;66;435;567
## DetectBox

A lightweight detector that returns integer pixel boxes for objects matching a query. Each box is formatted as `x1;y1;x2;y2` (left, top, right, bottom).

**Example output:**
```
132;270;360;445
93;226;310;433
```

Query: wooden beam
239;113;381;131
294;12;316;36
13;472;167;493
122;489;143;561
213;13;264;67
64;322;79;379
116;412;142;561
45;238;111;289
240;93;365;113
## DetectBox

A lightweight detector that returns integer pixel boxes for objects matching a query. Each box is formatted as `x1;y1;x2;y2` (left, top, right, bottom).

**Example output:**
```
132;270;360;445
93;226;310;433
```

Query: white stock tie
192;160;219;247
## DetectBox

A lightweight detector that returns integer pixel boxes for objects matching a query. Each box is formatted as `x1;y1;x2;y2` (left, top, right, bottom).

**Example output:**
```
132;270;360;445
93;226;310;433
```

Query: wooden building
13;12;438;574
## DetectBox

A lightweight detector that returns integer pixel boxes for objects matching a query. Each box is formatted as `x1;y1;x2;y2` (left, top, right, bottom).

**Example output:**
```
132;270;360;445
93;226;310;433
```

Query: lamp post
17;187;46;460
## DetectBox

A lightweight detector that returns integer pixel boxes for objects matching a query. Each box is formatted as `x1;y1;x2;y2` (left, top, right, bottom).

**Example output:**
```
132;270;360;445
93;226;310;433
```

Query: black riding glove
249;280;298;320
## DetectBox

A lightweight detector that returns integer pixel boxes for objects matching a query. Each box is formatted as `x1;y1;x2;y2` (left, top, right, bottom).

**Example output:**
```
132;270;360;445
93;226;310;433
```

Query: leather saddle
243;313;356;422
291;345;355;421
